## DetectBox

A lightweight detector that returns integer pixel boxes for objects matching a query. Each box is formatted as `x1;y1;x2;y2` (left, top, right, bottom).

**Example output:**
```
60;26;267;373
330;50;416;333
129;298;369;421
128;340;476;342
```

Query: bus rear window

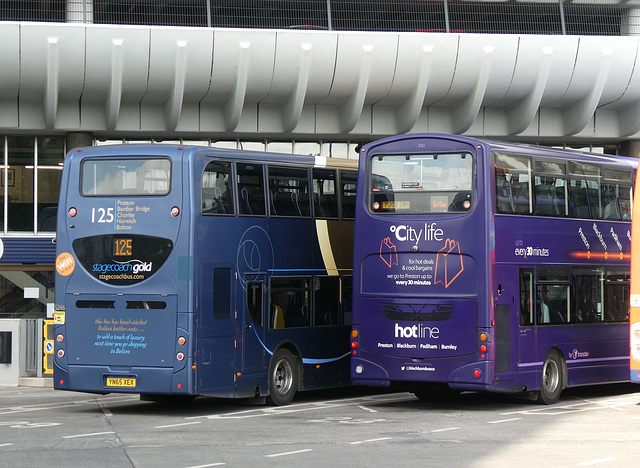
82;158;171;196
370;152;473;214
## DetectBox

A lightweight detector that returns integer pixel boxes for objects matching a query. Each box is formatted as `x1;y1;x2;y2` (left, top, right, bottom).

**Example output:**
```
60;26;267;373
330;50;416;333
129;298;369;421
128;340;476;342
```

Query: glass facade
0;136;63;320
0;136;65;235
0;268;55;319
0;1;635;36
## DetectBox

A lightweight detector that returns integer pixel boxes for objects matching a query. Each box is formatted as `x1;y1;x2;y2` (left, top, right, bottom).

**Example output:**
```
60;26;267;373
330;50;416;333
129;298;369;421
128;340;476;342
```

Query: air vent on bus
126;301;167;309
76;300;115;309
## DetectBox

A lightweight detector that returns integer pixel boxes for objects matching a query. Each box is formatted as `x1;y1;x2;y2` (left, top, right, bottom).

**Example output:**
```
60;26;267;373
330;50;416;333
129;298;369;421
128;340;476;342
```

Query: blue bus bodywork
54;145;355;404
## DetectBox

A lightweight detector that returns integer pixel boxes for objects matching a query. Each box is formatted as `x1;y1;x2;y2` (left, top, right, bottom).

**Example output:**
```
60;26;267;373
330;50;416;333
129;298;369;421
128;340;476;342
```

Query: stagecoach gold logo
56;252;75;276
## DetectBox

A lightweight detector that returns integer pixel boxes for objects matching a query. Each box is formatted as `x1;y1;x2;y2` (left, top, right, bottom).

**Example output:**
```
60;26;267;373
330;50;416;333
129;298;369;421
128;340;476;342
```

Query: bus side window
341;276;353;325
340;171;357;219
237;163;266;216
568;161;601;219
572;269;603;323
268;166;310;218
313;276;340;327
533;160;567;218
519;269;533;326
537;268;570;325
605;269;630;322
270;277;311;329
601;168;632;221
493;153;532;215
202;161;233;215
312;168;339;219
246;281;263;327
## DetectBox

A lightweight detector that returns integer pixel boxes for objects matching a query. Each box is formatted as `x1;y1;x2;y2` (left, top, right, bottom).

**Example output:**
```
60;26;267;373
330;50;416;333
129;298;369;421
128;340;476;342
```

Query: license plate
106;377;136;388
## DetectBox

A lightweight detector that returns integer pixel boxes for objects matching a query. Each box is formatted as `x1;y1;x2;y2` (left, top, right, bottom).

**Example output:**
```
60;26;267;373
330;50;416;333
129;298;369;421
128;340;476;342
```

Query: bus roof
361;133;638;170
69;144;358;169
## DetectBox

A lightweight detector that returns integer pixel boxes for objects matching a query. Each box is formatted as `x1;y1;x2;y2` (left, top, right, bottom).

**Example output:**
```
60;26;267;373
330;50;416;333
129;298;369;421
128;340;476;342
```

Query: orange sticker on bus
56;252;75;276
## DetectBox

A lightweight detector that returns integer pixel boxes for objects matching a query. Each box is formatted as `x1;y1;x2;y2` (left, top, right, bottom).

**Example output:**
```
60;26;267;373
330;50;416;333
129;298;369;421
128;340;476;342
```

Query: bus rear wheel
266;349;298;406
536;350;563;405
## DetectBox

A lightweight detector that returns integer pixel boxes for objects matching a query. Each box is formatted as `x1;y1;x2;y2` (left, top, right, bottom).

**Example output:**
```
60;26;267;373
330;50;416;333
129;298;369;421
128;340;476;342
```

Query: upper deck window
495;153;532;215
202;160;234;215
312;168;339;219
370;152;473;214
340;170;358;219
236;162;266;216
82;158;171;196
268;166;310;217
495;152;633;221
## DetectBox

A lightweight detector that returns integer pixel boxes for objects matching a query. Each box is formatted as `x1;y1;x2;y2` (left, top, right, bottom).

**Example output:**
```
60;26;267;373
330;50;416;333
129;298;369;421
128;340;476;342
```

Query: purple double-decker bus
351;134;635;404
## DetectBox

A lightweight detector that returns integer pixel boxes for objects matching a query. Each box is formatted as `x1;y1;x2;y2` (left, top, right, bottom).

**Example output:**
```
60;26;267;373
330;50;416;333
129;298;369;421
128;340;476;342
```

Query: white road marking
62;431;116;439
357;405;378;413
155;421;202;429
349;437;392;445
265;448;313;458
501;396;639;417
487;418;522;424
184;463;226;468
0;395;138;416
188;393;413;421
431;427;460;433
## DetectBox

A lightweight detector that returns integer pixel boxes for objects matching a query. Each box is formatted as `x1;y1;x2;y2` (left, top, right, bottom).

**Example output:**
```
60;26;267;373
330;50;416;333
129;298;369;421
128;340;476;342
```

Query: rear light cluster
177;336;186;361
56;333;64;359
351;329;364;375
473;332;489;379
56;333;65;385
56;333;65;358
176;336;190;390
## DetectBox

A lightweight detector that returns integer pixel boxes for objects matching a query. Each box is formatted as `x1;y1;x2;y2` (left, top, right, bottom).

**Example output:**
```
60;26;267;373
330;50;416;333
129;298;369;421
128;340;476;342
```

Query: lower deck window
519;266;629;326
269;276;352;329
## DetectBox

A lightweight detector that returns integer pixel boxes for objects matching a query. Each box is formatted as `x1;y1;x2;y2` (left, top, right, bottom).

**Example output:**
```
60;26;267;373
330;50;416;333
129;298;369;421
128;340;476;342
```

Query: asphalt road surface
1;383;639;467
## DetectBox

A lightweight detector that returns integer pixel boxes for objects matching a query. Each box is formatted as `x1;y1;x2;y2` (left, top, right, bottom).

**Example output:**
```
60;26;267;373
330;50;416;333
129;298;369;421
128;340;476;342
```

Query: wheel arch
271;339;303;388
549;346;568;390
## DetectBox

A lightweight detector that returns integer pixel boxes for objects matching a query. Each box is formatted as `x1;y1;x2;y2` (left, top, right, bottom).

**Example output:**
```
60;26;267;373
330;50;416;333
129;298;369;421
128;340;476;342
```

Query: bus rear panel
54;147;192;395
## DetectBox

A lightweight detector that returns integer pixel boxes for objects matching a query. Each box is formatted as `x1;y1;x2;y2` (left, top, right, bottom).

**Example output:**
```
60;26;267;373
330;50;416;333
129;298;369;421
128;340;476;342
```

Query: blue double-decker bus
53;144;356;405
351;133;634;404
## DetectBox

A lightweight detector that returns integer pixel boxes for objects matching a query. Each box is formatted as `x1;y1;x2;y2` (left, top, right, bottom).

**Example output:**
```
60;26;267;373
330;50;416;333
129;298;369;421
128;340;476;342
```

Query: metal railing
1;0;639;36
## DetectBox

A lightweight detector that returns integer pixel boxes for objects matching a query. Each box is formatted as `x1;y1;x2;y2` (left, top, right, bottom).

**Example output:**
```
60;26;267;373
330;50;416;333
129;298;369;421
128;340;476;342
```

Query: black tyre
535;350;563;405
266;349;298;406
140;394;196;404
413;384;460;401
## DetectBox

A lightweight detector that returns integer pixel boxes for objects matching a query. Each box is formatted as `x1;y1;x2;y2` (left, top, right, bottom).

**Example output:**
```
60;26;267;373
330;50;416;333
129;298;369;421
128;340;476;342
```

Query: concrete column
619;140;640;158
65;132;93;153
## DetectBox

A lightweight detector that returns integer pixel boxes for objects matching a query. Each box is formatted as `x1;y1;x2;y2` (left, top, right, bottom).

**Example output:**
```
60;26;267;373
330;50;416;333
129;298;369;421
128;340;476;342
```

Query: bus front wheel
266;349;298;406
535;350;563;405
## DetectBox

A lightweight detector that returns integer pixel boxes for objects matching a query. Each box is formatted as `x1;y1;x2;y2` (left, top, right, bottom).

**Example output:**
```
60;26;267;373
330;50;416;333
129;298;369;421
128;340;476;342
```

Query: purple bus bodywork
351;134;634;403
